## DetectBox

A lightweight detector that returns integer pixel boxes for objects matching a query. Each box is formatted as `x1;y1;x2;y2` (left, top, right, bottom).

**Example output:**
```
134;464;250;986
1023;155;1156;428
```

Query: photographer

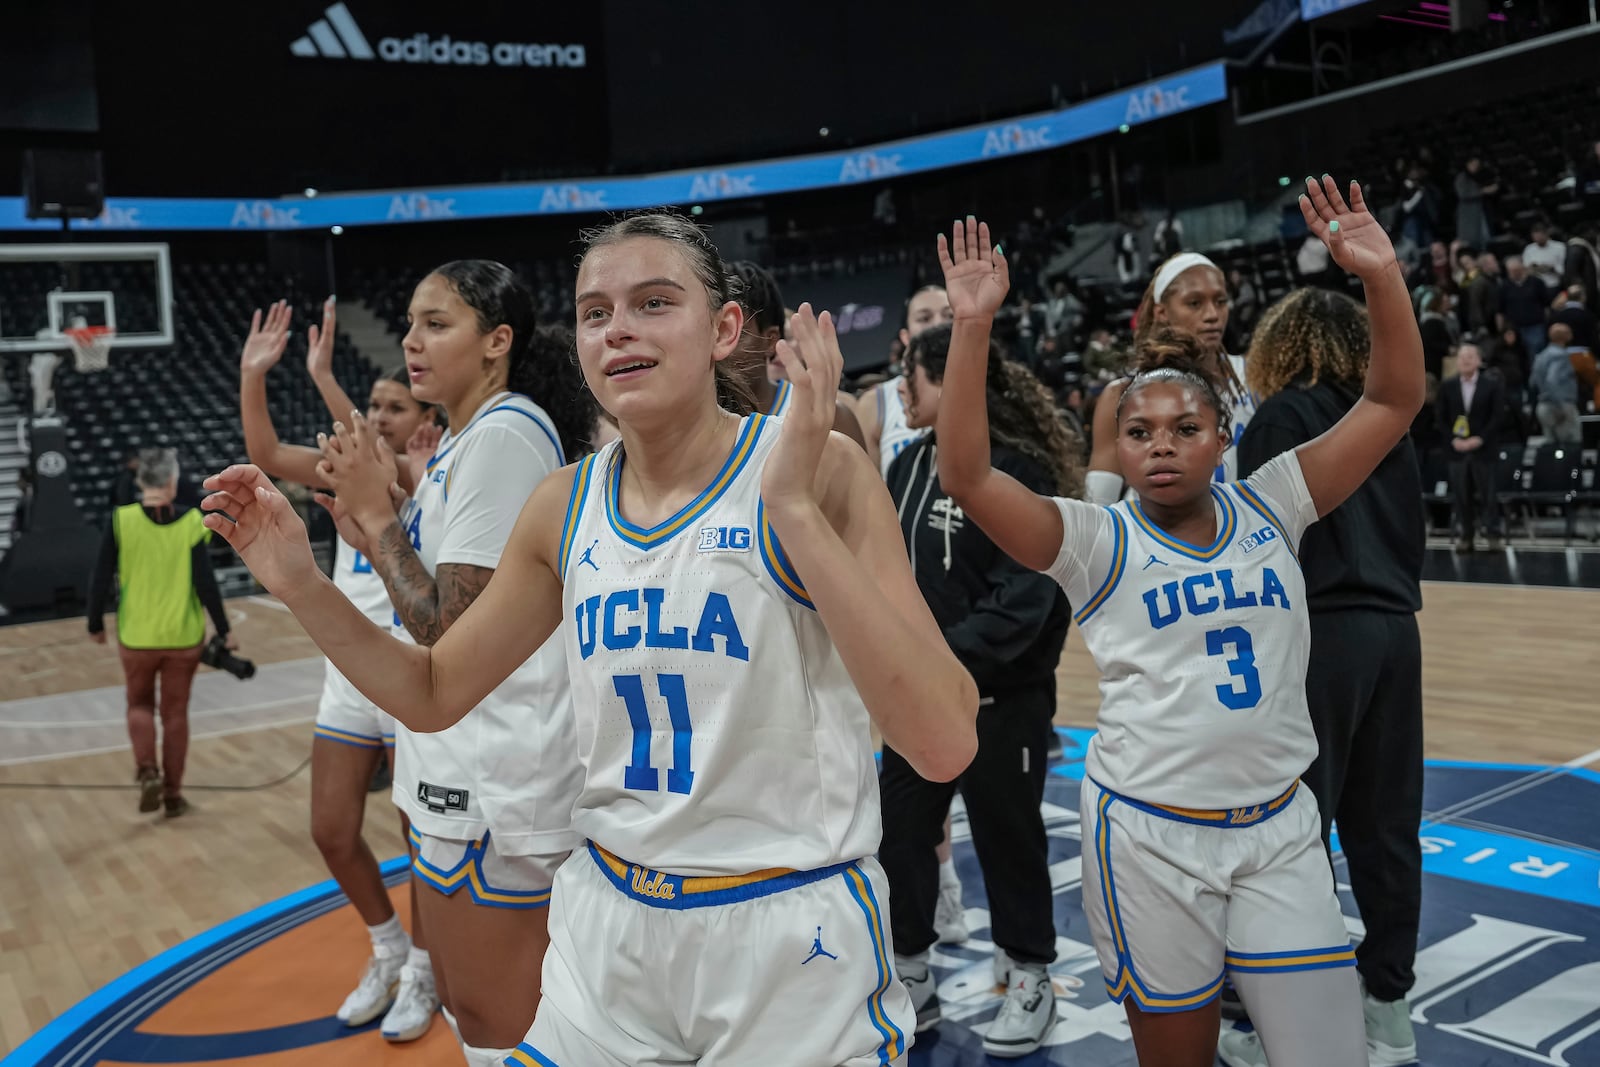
87;448;234;819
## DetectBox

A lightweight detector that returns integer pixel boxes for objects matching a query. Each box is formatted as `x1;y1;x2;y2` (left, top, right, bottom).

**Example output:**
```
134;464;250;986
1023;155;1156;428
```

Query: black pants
1303;609;1424;1003
1449;451;1501;537
879;684;1057;965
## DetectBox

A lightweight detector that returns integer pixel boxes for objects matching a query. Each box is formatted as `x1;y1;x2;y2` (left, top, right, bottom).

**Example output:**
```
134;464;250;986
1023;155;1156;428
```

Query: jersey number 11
615;673;695;795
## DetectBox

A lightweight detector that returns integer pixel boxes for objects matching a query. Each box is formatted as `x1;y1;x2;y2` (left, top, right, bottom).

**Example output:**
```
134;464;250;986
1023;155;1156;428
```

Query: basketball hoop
64;324;114;374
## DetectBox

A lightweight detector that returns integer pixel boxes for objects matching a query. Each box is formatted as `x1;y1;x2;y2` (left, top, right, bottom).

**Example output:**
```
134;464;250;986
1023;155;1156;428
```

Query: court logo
289;3;586;69
36;451;67;478
833;304;885;334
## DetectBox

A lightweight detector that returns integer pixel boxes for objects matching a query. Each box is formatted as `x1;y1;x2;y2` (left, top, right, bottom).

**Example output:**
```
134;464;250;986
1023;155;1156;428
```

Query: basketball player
934;180;1423;1067
237;297;441;1040
202;212;977;1066
731;260;866;448
311;265;594;1067
1087;253;1254;503
856;285;953;476
851;281;968;943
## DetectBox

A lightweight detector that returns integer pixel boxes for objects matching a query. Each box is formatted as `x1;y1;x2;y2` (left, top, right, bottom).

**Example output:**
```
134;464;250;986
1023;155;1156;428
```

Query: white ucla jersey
1216;354;1257;484
1047;451;1319;809
332;535;392;624
875;378;925;478
556;412;881;876
390;391;581;855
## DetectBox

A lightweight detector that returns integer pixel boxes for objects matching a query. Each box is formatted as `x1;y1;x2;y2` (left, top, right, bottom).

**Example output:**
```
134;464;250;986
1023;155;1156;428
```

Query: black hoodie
886;435;1071;697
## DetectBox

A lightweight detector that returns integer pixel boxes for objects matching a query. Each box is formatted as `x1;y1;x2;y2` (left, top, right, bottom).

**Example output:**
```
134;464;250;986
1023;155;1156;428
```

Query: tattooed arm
369;516;494;646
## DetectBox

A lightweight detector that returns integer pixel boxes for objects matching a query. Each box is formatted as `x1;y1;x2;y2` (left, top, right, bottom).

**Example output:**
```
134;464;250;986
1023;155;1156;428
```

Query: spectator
1399;165;1438;249
1500;255;1550;355
1297;231;1335;289
1530;323;1582;444
1418;288;1456;379
1551;282;1598;353
86;448;234;818
1229;268;1261;335
1115;226;1140;285
1566;225;1599;300
1043;279;1083;339
1153;209;1184;260
1579;140;1600;217
1487;326;1530;401
1436;343;1505;552
1453;157;1497;248
1238;287;1426;1067
1463;252;1502;337
1522;222;1567;291
1081;327;1123;382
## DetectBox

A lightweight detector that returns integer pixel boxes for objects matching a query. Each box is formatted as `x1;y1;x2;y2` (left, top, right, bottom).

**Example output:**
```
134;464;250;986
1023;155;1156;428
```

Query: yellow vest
112;505;211;649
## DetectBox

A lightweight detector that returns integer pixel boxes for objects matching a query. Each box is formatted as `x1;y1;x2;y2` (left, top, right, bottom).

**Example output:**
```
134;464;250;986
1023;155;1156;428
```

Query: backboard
0;243;173;353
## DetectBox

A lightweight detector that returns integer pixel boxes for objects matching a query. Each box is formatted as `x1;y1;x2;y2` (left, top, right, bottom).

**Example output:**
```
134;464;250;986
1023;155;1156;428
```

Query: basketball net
64;324;114;374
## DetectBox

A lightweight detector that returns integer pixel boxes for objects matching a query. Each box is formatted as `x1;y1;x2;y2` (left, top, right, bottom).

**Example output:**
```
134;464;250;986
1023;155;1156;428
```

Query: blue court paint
10;747;1600;1067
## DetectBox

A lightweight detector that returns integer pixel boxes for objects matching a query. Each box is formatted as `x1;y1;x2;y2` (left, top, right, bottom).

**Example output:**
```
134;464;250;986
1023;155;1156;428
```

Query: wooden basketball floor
1;579;1596;1060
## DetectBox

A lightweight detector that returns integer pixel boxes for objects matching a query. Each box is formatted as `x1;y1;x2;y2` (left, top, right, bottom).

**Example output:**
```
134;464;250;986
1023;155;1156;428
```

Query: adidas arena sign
290;3;586;69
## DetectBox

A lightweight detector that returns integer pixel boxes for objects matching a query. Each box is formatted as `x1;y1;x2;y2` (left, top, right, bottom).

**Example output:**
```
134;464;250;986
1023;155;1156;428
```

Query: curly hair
1245;287;1370;400
1118;327;1234;441
906;324;1085;498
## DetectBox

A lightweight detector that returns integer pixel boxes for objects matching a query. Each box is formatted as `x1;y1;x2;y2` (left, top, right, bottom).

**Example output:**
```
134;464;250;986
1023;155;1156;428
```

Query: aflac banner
0;63;1226;232
1300;0;1375;18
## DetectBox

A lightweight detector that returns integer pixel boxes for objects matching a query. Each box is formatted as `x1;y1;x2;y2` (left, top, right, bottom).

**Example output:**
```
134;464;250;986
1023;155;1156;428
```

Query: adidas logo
289;3;372;60
289;3;587;68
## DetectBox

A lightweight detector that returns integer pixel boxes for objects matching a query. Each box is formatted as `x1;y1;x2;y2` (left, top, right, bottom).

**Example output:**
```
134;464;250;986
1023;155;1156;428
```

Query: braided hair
1245;287;1370;400
906;324;1085;497
1117;327;1234;441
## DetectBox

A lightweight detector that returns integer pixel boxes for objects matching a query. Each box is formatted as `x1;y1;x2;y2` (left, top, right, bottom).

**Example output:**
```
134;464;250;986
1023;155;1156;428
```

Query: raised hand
1300;175;1397;280
240;300;292;376
762;303;842;515
316;411;400;533
201;465;319;597
938;216;1010;320
406;422;443;491
305;296;337;381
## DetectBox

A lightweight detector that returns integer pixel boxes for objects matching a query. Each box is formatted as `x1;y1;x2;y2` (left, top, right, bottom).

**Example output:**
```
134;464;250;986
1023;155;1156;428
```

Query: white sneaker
380;963;439;1042
934;878;968;944
1364;990;1418;1065
899;963;942;1033
982;965;1055;1058
336;946;404;1026
1217;1024;1268;1067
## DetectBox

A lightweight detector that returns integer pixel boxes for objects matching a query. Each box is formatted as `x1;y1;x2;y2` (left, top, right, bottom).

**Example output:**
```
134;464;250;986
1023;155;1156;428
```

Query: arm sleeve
434;420;562;569
85;515;118;633
1241;451;1318;547
191;538;228;637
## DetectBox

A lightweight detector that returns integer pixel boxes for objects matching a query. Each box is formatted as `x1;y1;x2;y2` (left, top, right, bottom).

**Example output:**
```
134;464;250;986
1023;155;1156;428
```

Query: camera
201;634;256;680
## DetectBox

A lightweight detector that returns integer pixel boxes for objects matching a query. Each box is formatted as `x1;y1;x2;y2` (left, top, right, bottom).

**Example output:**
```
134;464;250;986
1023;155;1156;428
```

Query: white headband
1152;253;1220;303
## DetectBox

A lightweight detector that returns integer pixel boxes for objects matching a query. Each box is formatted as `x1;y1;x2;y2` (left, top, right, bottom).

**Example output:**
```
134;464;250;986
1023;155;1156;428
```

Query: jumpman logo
578;539;600;572
801;926;838;965
1142;554;1168;570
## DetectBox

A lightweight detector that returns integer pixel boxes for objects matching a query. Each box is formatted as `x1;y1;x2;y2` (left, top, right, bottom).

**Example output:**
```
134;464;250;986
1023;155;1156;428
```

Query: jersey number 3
1205;626;1262;710
616;673;694;795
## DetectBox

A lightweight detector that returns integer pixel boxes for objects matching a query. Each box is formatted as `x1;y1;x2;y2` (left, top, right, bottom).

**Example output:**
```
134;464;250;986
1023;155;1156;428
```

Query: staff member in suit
1435;341;1504;552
